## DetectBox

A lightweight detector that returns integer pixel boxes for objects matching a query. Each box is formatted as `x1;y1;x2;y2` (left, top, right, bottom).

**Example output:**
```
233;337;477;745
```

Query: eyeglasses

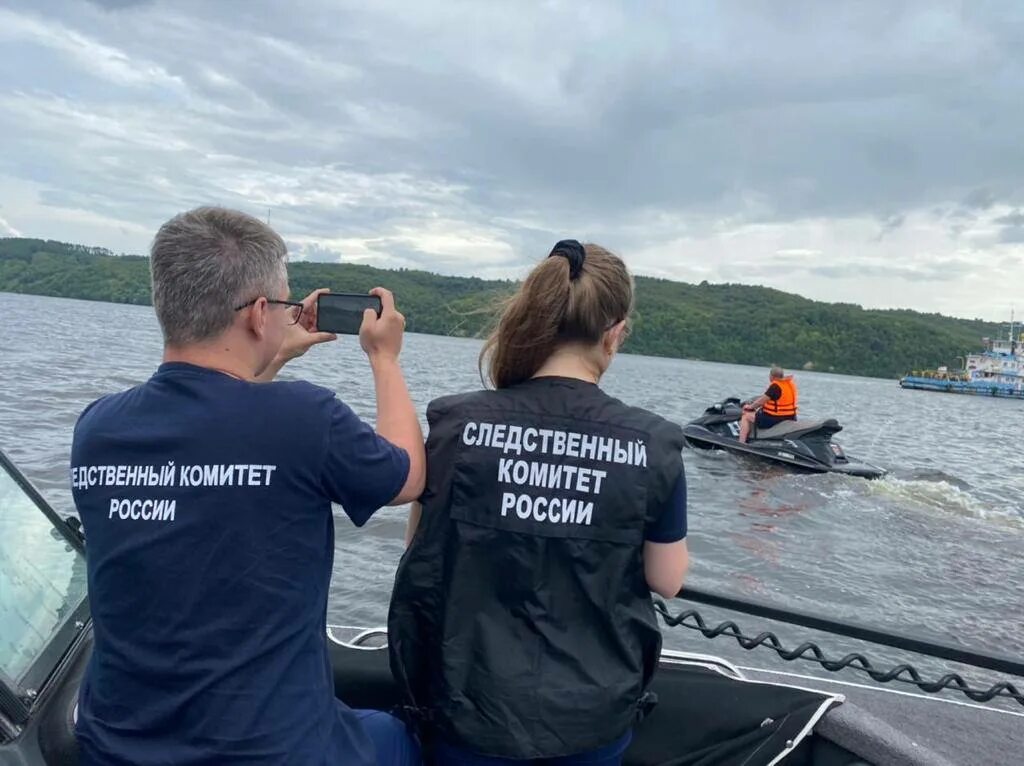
234;298;304;325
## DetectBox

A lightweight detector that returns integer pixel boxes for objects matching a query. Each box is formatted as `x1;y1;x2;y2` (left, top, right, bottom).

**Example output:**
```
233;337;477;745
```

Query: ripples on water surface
1;292;1021;693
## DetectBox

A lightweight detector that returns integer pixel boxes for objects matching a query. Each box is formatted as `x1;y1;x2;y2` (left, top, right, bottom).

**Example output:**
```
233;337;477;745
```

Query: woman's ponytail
480;242;633;388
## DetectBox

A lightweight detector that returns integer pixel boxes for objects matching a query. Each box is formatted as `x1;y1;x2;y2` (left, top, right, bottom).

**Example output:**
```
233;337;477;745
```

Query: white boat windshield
0;456;87;691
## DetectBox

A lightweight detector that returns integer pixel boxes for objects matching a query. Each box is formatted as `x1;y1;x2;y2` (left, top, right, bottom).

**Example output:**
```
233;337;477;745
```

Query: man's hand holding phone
260;286;406;378
355;287;424;505
282;288;337;359
255;288;337;382
359;287;405;363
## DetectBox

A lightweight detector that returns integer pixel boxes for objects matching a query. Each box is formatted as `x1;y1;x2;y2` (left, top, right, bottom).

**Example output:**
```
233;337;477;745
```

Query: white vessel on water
900;317;1024;399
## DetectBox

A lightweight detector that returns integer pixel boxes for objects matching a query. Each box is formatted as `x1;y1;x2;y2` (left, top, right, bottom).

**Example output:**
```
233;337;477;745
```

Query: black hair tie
548;239;586;280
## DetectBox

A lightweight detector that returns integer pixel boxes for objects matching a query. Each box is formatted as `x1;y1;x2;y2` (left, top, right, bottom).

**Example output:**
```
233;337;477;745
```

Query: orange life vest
763;376;798;417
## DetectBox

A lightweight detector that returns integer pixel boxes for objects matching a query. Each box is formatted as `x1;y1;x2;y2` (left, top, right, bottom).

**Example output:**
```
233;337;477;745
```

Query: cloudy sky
1;1;1023;319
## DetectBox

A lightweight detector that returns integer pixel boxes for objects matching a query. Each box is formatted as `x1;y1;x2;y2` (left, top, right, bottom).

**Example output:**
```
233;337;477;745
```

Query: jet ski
683;397;886;479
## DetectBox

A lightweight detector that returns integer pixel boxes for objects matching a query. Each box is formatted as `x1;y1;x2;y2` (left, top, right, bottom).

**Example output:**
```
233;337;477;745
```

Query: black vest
388;377;685;759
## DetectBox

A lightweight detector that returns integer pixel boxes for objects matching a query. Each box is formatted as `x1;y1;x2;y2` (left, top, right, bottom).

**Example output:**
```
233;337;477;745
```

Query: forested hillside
0;237;1000;378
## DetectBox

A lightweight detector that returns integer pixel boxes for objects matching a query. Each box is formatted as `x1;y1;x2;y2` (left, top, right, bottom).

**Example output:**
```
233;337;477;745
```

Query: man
70;207;425;766
738;366;798;443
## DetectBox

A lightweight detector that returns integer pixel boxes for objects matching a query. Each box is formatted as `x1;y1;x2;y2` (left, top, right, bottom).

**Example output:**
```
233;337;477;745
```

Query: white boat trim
660;649;745;679
327;625;387;649
660;657;844;766
767;695;840;766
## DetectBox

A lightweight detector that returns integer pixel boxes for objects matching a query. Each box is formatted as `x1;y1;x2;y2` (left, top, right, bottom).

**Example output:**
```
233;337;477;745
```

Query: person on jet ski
738;366;798;443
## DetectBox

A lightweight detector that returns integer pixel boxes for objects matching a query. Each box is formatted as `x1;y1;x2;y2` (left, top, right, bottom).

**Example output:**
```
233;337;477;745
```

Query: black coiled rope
654;600;1023;707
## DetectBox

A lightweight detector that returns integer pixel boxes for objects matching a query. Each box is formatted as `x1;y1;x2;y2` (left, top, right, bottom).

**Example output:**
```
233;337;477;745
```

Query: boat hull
899;376;1024;399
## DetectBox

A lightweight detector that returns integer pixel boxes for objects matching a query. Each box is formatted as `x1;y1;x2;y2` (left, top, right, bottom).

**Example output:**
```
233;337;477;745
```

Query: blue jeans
354;709;422;766
434;730;632;766
755;411;795;429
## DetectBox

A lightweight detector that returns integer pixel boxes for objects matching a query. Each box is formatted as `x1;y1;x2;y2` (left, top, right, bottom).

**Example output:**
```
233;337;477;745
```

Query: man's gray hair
150;207;288;346
770;366;785;379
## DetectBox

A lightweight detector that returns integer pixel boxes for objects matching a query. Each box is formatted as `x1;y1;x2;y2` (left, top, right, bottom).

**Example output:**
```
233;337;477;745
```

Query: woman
388;241;689;766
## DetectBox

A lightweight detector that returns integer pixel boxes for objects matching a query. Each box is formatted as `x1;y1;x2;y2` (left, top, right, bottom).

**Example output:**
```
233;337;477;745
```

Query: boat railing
904;369;968;381
658;586;1023;708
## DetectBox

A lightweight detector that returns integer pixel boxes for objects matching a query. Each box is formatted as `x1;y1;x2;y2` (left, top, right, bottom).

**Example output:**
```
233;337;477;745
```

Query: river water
1;291;1021;698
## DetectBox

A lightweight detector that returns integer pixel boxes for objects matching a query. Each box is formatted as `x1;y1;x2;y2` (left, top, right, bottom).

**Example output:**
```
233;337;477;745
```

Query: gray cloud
1;0;1023;309
995;211;1024;227
806;258;976;282
961;188;1000;211
875;213;906;240
999;226;1024;244
86;0;152;8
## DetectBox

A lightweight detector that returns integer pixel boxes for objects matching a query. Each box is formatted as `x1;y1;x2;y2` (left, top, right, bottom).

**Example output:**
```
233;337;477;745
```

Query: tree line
0;237;1002;378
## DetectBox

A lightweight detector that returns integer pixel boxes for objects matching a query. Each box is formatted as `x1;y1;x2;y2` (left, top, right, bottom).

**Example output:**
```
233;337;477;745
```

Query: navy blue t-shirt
70;362;409;766
645;468;687;543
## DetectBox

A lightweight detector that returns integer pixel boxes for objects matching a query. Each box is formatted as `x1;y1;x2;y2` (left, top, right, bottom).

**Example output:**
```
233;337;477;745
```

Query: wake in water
688;446;1023;527
868;473;1023;527
898;468;972;491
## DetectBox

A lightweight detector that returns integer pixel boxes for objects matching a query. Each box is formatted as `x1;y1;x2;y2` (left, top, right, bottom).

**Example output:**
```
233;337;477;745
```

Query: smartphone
316;293;383;335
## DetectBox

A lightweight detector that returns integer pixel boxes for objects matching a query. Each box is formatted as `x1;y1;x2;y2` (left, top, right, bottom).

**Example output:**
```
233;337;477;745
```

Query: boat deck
743;666;1023;765
327;626;1022;765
